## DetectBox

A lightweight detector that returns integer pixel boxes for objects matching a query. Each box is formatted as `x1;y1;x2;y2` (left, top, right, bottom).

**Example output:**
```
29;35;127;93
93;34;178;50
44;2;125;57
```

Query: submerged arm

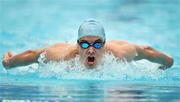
134;45;174;69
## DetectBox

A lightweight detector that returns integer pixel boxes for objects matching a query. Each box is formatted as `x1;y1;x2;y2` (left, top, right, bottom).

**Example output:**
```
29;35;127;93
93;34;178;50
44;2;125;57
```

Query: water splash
6;53;167;81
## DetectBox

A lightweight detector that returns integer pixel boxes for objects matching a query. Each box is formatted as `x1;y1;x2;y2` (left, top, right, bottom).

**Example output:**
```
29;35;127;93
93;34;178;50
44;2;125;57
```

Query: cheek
79;49;88;56
96;49;104;56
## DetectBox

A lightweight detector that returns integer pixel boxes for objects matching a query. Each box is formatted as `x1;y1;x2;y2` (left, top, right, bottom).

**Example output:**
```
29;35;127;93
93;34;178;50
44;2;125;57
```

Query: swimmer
2;19;174;70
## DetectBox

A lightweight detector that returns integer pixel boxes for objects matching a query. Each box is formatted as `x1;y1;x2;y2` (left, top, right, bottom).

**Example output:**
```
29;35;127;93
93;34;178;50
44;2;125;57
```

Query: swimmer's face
78;36;105;68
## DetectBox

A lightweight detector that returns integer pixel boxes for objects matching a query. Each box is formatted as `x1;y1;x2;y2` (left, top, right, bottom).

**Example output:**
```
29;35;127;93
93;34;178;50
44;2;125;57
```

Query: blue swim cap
78;19;106;41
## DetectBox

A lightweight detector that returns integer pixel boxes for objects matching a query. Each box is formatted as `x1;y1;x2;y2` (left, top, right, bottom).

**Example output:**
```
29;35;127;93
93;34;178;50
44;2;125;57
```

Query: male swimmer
2;19;173;70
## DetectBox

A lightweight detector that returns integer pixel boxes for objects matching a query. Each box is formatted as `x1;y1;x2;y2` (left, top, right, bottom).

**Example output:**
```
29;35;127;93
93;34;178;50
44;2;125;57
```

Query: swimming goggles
77;39;105;49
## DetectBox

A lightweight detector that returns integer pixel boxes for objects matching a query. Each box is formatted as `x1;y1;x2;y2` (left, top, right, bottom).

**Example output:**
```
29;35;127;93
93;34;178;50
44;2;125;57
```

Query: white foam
6;53;165;80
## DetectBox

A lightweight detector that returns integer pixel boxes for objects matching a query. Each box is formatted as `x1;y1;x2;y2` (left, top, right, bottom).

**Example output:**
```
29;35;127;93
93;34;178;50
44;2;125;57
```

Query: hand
2;52;14;69
158;65;167;70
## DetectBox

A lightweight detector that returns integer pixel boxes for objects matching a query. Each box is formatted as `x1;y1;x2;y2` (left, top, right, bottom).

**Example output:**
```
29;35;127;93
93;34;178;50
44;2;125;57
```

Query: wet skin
2;36;173;70
78;36;105;68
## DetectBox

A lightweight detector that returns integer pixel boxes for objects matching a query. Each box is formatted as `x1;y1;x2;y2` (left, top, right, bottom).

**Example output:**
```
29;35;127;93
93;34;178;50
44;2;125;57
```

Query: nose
87;46;95;55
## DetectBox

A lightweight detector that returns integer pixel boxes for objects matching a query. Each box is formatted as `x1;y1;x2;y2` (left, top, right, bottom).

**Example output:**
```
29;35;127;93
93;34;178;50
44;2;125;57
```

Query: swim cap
78;19;106;41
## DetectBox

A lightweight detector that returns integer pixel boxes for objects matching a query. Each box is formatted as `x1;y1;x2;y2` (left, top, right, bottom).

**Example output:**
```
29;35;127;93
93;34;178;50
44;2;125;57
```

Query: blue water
0;0;180;101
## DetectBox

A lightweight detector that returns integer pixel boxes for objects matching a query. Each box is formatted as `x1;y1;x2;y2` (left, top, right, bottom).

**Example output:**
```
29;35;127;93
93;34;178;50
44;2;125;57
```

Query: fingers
3;53;8;58
2;52;14;69
2;60;8;68
2;58;10;69
3;52;13;60
158;65;166;70
8;52;13;57
3;53;8;61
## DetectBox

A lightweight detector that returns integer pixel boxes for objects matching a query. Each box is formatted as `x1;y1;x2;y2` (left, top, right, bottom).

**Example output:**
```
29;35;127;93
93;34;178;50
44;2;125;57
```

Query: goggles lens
81;43;89;49
93;42;103;49
78;40;104;49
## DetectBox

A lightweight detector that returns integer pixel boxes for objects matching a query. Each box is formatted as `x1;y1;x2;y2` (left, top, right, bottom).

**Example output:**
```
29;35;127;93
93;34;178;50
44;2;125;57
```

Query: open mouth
87;56;95;64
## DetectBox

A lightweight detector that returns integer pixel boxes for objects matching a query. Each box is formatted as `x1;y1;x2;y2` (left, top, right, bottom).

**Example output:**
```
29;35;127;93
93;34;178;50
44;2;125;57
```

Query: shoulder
107;40;130;45
105;40;137;53
104;40;138;61
44;43;78;61
105;40;133;49
46;42;71;49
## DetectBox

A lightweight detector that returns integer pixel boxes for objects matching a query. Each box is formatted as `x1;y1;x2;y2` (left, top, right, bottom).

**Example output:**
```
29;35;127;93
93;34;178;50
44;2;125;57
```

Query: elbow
25;50;39;58
24;50;42;63
25;49;44;58
25;50;37;54
136;45;153;57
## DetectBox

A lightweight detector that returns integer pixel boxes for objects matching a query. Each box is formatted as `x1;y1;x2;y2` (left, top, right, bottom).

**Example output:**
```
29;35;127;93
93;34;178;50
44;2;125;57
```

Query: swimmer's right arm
2;49;45;69
2;43;78;69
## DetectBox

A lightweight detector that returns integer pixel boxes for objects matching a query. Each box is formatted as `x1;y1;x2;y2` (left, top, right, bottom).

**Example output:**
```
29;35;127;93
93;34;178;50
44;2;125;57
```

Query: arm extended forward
2;49;44;69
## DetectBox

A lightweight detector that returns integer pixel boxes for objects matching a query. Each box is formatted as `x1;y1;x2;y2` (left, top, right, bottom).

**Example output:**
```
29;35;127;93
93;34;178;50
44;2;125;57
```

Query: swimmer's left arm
134;45;174;69
106;41;173;69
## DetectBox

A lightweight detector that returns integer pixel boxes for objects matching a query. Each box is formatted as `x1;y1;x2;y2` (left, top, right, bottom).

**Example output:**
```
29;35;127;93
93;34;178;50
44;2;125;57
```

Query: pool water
1;80;180;102
0;0;180;101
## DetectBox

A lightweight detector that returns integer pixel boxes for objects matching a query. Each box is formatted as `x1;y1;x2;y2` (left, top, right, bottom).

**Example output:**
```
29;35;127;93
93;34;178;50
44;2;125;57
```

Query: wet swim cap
78;19;106;41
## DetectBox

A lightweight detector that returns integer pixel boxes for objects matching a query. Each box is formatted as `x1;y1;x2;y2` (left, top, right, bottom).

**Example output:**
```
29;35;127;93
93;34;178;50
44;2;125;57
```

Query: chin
85;61;97;68
85;63;97;68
